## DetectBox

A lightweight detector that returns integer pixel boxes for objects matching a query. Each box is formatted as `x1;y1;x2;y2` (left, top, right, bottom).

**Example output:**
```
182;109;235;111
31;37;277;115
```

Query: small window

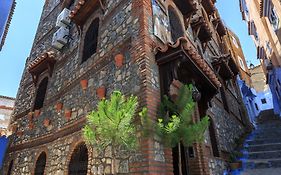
33;78;49;110
269;7;279;31
238;56;246;71
255;103;259;110
82;18;99;63
232;36;239;48
261;98;267;104
168;7;184;43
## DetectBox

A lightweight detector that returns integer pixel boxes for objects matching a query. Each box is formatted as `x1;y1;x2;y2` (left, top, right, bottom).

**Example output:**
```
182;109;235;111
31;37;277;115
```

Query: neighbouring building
239;0;281;116
223;28;252;87
0;95;14;136
3;0;251;175
250;64;269;92
0;95;15;170
0;0;16;51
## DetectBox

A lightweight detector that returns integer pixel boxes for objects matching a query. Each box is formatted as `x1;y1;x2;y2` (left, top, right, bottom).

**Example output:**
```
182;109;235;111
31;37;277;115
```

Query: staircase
240;109;281;175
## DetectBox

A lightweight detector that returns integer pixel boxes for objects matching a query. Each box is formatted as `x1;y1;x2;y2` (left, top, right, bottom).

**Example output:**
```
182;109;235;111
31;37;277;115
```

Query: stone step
248;150;281;159
245;143;281;152
246;138;281;145
244;159;281;169
240;168;281;175
253;134;281;140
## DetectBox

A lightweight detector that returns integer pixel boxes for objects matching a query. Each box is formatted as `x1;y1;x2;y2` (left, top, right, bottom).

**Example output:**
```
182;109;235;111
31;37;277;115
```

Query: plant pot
55;102;63;112
28;122;34;130
80;79;88;91
28;112;33;121
43;119;50;127
230;161;242;170
114;54;124;68
34;109;41;117
96;86;106;99
64;109;72;120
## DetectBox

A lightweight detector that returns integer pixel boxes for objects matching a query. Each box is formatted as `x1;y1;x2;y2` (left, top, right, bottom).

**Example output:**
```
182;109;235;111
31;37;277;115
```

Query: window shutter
260;0;273;17
240;0;247;20
257;46;265;59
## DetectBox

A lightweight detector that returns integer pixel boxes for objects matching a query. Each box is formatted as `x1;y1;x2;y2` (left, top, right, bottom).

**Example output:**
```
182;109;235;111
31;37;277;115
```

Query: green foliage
83;91;139;151
157;84;210;147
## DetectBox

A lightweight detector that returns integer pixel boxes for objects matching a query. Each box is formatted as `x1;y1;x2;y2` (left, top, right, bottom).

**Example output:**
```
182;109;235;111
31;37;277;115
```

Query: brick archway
65;139;93;175
32;148;49;175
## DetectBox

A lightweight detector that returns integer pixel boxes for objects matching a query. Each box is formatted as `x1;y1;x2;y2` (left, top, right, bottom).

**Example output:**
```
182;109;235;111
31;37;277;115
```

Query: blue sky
0;1;259;98
0;1;44;98
217;0;260;66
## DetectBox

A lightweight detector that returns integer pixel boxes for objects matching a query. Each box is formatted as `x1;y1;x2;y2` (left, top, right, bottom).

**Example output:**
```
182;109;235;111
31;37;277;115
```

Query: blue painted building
0;0;16;51
237;76;273;125
267;67;281;116
0;136;8;169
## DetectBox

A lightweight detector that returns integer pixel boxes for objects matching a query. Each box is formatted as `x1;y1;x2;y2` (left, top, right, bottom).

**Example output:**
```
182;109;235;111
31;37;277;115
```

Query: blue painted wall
0;136;8;169
0;0;14;43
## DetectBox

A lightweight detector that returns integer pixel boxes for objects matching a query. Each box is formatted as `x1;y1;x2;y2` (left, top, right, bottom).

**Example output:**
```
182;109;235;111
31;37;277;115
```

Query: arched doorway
7;160;13;175
68;143;88;175
34;152;47;175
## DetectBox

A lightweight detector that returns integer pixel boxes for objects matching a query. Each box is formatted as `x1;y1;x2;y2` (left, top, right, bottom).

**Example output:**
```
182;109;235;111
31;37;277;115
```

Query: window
34;152;46;175
238;56;246;71
232;36;239;48
269;7;279;31
33;78;49;110
266;41;272;54
168;7;184;43
255;103;259;110
82;18;99;63
261;98;267;104
69;143;88;175
248;21;259;41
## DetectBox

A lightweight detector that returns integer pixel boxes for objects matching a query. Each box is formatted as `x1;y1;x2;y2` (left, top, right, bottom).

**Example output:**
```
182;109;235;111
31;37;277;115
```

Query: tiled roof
155;37;222;88
0;0;16;51
0;95;15;100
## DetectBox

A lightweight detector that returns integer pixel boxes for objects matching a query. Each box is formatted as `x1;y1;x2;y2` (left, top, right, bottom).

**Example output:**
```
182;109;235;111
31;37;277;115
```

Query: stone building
3;0;251;175
0;0;16;51
239;0;281;116
0;95;15;136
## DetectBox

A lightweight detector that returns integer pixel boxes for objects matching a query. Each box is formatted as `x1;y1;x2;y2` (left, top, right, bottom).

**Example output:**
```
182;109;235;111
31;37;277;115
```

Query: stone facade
0;95;15;136
3;0;251;175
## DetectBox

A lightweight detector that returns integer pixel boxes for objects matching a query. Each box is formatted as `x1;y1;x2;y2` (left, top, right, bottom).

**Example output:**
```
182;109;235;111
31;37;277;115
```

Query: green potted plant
229;151;243;170
83;91;140;175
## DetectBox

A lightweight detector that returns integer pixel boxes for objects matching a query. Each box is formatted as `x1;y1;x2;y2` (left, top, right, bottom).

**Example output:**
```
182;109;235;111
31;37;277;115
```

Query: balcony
173;0;198;17
69;0;104;26
155;37;221;96
201;0;216;15
212;55;234;80
191;7;212;43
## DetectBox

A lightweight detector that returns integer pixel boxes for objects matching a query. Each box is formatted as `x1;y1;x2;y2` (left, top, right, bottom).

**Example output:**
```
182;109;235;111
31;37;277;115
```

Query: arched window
33;77;49;110
168;7;184;43
68;143;88;175
7;160;13;175
82;18;99;63
34;152;47;175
